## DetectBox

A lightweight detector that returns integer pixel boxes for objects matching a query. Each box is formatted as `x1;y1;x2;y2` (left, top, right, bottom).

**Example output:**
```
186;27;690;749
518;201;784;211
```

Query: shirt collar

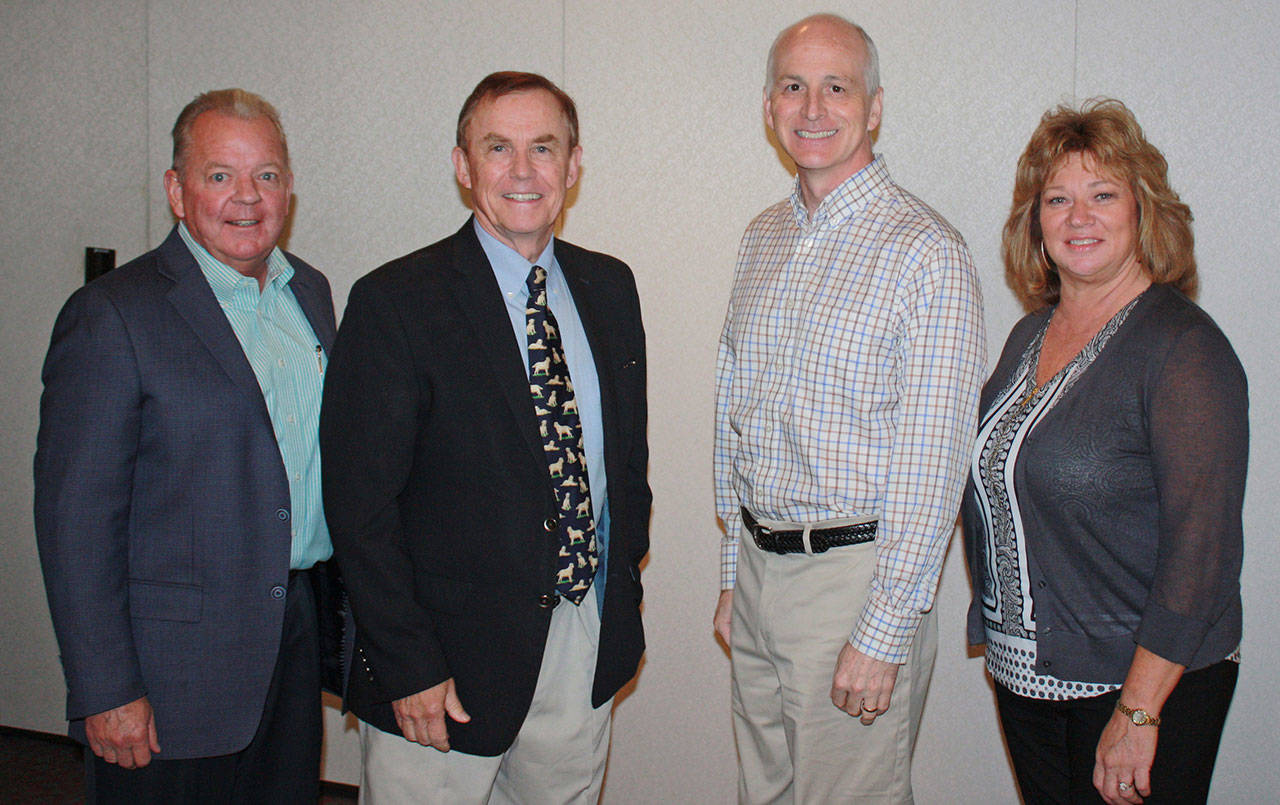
789;154;892;231
472;217;557;299
178;221;293;301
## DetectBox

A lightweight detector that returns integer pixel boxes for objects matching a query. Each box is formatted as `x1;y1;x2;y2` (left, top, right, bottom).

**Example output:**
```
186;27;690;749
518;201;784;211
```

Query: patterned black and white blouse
970;296;1141;699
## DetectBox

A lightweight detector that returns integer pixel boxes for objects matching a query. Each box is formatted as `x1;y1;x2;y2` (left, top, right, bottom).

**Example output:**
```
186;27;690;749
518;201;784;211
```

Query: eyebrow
1043;178;1122;191
200;160;285;172
478;133;562;146
776;73;856;85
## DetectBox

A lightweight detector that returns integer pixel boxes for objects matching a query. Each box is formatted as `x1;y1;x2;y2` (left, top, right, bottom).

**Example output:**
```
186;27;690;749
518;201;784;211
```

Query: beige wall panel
560;6;785;800
0;0;149;733
1075;1;1280;799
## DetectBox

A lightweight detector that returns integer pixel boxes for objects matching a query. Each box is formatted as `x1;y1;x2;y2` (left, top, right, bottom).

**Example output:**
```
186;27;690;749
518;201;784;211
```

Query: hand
830;642;899;725
713;590;733;646
1094;709;1156;804
85;696;160;769
392;678;471;751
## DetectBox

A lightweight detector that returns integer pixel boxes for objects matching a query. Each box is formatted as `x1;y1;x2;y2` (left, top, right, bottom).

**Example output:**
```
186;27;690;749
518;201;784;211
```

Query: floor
0;727;358;803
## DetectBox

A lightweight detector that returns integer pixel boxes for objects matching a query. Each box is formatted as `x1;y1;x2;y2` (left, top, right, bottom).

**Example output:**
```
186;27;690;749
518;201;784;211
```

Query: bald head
766;14;879;97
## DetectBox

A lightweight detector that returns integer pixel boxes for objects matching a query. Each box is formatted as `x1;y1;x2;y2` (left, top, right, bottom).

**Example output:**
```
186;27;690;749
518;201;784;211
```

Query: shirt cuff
1134;599;1214;667
720;534;738;590
850;600;923;664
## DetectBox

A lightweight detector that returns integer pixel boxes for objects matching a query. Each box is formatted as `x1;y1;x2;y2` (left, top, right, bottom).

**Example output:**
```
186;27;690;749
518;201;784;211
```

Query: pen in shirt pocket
315;345;324;374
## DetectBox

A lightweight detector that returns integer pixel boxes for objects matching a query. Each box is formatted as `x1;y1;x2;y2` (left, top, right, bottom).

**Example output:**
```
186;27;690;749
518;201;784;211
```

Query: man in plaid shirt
713;14;985;802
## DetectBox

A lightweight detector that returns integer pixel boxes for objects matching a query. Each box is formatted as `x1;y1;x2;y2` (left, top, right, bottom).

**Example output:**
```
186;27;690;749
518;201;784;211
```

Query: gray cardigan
962;284;1247;682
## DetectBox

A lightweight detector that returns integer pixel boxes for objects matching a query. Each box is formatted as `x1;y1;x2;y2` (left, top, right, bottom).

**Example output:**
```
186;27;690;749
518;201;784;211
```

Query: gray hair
766;13;880;97
171;88;289;175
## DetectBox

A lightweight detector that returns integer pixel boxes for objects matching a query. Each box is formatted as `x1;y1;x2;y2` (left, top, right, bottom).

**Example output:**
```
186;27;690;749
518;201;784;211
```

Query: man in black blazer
35;89;339;802
321;72;650;802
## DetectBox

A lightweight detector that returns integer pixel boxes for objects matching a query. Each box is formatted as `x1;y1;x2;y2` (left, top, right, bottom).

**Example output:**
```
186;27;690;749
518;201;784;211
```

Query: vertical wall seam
144;0;152;243
1072;0;1079;101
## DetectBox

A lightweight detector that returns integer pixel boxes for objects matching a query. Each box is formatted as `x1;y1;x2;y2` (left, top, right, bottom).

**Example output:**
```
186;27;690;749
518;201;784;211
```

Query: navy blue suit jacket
34;227;336;759
321;221;650;756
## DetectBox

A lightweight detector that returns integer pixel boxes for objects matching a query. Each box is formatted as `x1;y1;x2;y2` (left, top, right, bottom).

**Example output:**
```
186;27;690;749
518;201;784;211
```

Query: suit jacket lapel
560;247;622;480
156;227;273;424
448;221;547;465
285;256;336;352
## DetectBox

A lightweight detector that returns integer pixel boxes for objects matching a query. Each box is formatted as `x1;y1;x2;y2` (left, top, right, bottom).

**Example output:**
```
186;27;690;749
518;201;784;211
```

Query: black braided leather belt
742;508;877;554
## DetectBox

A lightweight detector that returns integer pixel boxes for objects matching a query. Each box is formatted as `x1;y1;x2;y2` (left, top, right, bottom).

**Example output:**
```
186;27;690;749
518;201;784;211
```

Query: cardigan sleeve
1134;319;1247;664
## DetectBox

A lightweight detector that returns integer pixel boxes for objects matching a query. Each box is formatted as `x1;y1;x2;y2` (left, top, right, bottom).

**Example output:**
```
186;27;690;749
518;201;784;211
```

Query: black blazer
321;220;650;756
34;227;337;758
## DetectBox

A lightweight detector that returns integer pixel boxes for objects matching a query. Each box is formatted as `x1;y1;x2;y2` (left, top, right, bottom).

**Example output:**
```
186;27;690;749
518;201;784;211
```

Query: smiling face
452;89;582;262
1039;151;1144;291
764;18;883;211
163;112;292;283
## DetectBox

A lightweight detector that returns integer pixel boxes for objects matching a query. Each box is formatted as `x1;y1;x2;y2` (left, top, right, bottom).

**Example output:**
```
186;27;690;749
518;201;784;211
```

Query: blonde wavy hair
1002;98;1196;309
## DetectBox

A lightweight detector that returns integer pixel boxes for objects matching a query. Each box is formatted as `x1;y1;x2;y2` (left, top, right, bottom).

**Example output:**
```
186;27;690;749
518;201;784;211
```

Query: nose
233;174;262;204
802;87;825;120
510;149;534;179
1068;201;1092;227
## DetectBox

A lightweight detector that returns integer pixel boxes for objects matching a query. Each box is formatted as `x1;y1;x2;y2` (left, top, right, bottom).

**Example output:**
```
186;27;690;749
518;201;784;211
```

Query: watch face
1118;703;1157;726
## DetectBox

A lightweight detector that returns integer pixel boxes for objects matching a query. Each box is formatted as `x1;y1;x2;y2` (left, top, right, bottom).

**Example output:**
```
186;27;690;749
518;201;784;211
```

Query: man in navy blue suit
35;88;339;803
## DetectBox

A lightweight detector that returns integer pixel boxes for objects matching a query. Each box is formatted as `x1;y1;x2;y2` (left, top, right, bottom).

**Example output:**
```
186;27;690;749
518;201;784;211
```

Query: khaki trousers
360;596;611;804
731;519;937;804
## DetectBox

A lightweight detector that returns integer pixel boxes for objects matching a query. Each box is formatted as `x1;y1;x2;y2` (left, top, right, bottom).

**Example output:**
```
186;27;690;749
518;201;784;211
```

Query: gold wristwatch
1116;702;1161;726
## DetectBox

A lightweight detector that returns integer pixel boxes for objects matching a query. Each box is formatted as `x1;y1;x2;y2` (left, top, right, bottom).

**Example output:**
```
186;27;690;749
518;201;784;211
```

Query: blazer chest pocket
615;357;644;413
129;580;203;623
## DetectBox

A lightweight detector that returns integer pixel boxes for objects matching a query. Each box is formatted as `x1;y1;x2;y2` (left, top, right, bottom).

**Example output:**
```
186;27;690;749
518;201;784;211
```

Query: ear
163;169;185;220
566;145;583;189
866;87;884;133
762;86;773;129
451;146;472;189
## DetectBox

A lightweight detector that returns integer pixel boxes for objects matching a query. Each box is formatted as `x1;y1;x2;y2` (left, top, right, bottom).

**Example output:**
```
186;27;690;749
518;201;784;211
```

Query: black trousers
994;660;1237;805
86;569;324;804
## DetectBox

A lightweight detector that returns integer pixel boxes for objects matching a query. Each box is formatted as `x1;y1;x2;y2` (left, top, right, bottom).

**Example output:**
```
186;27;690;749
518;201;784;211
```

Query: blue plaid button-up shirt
714;157;985;662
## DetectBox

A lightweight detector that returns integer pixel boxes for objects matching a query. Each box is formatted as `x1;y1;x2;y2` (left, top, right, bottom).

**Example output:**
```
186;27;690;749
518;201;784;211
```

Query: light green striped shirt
178;223;332;569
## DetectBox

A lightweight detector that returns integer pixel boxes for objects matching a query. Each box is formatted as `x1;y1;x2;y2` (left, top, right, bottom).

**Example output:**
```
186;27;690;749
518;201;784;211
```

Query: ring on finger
1118;782;1132;792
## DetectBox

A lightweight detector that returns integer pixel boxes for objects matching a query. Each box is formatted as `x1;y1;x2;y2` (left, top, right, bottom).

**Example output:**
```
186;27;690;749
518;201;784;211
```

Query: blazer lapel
285;257;336;352
156;228;272;424
448;222;546;465
560;248;622;478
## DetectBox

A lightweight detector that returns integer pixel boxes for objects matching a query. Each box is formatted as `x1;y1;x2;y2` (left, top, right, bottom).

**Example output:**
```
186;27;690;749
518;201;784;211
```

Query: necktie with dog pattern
526;265;597;605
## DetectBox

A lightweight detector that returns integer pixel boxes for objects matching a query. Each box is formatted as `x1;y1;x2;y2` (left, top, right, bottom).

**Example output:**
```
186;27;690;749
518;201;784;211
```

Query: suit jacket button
537;593;559;609
544;517;558;531
269;585;286;600
276;508;290;521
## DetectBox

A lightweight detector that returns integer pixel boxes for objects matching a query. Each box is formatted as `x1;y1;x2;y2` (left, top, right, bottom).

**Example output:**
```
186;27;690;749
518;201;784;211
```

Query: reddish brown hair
1003;98;1196;308
456;72;579;150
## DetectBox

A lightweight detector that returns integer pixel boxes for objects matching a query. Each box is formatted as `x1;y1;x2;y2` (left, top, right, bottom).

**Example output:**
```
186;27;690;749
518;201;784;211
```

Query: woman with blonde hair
962;99;1246;804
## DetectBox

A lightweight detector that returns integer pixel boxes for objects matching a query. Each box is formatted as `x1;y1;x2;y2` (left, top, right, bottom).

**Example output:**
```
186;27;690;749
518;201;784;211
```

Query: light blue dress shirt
473;219;610;612
178;222;332;569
